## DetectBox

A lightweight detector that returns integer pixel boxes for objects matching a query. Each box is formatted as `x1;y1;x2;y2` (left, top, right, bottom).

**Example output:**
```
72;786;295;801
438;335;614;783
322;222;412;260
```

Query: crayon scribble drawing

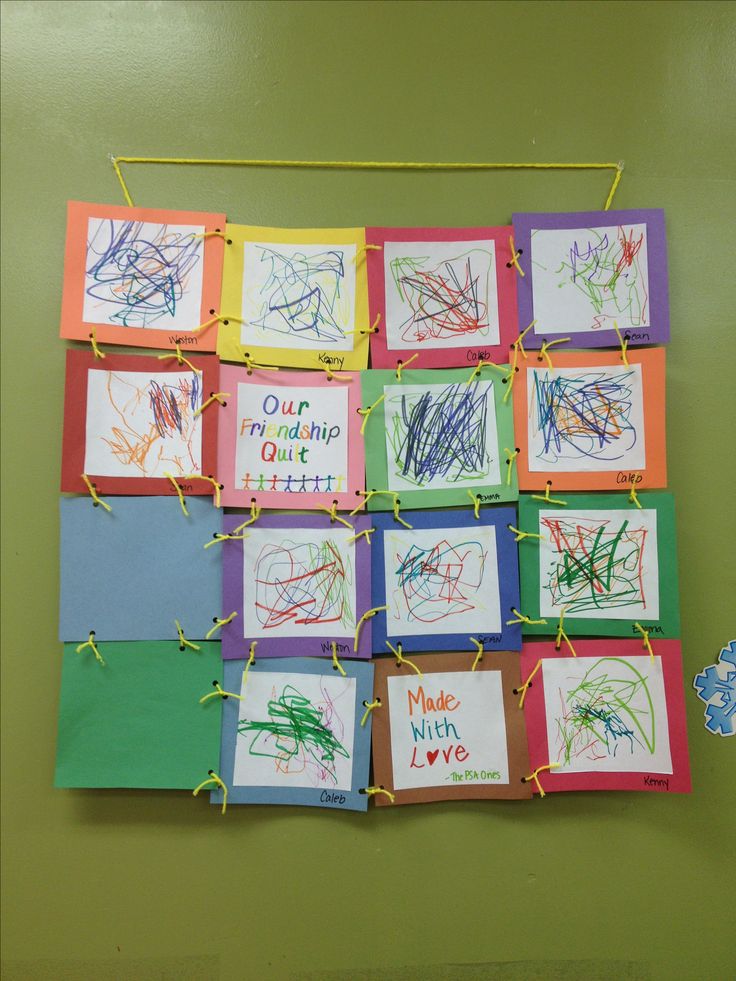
531;223;651;334
83;218;205;329
83;369;203;478
383;240;500;350
383;526;501;636
384;380;500;491
242;242;357;350
542;656;672;774
243;528;357;638
234;671;356;790
538;508;659;620
527;365;646;472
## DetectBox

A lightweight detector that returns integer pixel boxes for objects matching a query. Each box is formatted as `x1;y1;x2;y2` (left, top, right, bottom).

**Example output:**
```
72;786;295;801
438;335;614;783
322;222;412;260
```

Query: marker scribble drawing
238;680;351;785
554;657;656;765
84;219;203;328
541;515;648;615
391;537;487;624
389;248;493;344
254;539;354;630
530;367;643;468
246;244;352;344
386;381;495;489
85;369;202;478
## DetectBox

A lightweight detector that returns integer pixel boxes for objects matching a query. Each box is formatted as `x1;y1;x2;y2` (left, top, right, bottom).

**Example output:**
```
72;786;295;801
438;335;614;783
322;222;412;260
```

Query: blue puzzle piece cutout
693;640;736;737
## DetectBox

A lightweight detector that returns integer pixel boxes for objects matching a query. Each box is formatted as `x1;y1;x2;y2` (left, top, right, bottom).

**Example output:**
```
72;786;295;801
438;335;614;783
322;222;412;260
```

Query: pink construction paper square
218;365;365;510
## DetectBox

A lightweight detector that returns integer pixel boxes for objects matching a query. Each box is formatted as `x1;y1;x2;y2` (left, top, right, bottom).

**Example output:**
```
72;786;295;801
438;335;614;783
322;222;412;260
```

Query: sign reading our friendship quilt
218;364;364;510
371;652;531;805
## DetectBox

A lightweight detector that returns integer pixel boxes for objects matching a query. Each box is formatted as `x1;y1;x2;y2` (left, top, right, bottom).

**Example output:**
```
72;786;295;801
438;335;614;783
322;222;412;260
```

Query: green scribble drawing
238;683;350;784
556;657;656;765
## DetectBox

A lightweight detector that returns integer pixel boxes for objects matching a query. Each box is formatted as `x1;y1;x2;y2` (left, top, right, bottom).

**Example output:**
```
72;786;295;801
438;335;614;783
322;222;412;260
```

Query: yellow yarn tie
330;641;347;677
466;359;503;385
345;313;381;337
504;447;519;486
357;392;386;436
89;327;105;359
502;354;518;405
360;698;381;727
507;235;525;277
517;658;543;708
538;337;570;371
353;243;383;265
363;786;395;804
157;344;201;375
386;641;422;677
507;525;544;543
318;503;354;529
110;157;624;211
192;770;228;814
175;619;200;652
555;609;577;657
193;230;227;240
164;473;189;516
345;526;374;545
324;367;353;381
467;490;481;519
354;605;386;651
531;482;567;507
244;356;278;373
507;608;547;627
81;474;112;512
204;531;248;550
390;495;411;529
233;501;261;534
191;313;244;335
205;611;238;640
75;632;105;666
634;622;654;661
612;320;629;367
178;474;222;508
513;320;536;361
242;642;257;692
629;477;642;510
470;637;484;671
349;489;392;516
199;680;243;704
193;391;230;417
396;353;418;381
523;762;561;798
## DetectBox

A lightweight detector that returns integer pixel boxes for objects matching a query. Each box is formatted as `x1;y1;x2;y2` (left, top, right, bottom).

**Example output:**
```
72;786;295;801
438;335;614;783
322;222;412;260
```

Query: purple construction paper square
512;209;669;349
220;512;373;660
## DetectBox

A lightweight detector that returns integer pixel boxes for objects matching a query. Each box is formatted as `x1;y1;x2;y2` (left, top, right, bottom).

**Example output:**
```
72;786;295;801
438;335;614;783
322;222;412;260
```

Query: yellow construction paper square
218;224;370;370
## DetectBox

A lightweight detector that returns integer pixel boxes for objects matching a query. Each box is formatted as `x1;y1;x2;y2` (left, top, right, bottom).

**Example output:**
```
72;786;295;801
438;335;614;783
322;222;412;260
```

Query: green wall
2;2;734;979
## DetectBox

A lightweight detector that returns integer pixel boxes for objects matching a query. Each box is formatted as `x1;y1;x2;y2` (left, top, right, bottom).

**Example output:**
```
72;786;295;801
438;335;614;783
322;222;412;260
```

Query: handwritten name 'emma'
239;395;342;464
407;685;469;769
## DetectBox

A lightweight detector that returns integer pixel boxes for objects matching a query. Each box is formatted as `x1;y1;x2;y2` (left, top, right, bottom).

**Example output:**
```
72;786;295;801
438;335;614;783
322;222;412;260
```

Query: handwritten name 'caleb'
407;685;469;769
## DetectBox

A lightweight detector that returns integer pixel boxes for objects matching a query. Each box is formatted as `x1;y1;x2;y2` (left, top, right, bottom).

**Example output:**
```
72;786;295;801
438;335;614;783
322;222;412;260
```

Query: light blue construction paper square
59;496;222;642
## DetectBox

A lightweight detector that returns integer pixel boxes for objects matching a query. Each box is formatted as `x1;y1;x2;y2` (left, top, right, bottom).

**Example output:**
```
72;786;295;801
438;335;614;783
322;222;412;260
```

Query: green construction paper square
55;641;223;789
360;367;518;511
517;492;680;638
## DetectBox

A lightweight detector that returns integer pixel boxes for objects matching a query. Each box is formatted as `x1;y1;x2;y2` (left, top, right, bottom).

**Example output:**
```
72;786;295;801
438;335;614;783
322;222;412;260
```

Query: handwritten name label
643;775;669;790
632;624;663;635
320;790;347;805
320;641;350;654
169;335;197;346
617;471;643;484
467;350;492;363
449;769;501;782
318;353;345;370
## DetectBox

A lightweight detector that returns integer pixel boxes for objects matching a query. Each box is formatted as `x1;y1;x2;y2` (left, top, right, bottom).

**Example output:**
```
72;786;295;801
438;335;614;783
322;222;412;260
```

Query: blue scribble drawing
693;641;736;736
556;657;656;764
532;369;640;464
387;382;491;487
85;220;202;327
392;537;487;624
250;246;349;343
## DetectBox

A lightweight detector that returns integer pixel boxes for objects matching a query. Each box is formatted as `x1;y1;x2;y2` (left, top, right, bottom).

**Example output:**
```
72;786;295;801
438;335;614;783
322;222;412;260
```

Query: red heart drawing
426;750;439;765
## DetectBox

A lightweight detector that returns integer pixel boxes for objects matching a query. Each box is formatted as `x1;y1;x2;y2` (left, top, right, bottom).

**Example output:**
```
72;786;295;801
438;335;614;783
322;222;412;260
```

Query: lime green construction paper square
518;492;680;638
55;642;223;789
360;367;518;510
